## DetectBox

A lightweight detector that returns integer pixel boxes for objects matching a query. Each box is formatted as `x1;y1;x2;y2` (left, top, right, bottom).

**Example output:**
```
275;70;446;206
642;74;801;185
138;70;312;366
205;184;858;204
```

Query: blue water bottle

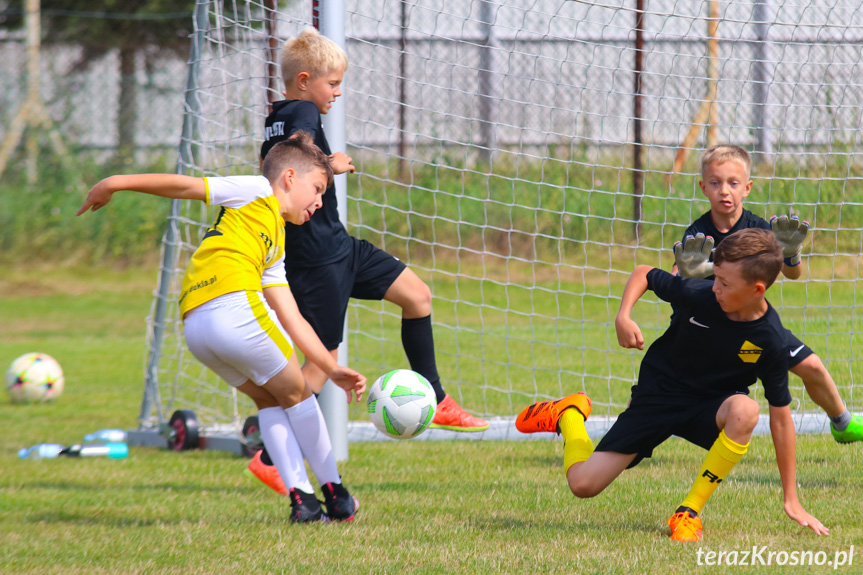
18;443;65;459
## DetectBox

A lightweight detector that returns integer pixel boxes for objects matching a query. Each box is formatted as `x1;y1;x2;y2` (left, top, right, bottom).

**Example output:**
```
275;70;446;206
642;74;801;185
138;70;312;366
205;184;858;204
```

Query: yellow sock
560;409;593;472
679;430;748;514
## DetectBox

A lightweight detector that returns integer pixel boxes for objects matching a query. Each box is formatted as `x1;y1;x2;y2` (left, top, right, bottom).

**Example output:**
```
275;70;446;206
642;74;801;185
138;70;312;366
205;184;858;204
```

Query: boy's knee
727;396;760;431
412;280;432;307
252;395;280;409
301;361;330;393
269;386;305;408
567;473;604;499
398;277;432;315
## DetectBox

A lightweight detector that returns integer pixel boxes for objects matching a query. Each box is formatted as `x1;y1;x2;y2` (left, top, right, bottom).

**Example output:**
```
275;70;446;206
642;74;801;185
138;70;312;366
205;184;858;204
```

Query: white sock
257;406;314;493
285;396;341;486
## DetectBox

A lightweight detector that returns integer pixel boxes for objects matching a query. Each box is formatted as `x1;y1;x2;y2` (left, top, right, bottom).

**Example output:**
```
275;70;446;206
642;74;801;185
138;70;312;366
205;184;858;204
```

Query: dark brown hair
262;131;333;188
713;228;783;288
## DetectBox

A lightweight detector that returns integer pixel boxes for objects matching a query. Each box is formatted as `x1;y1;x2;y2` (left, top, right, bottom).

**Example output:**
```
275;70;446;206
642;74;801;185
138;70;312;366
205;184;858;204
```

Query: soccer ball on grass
5;352;65;404
367;369;437;439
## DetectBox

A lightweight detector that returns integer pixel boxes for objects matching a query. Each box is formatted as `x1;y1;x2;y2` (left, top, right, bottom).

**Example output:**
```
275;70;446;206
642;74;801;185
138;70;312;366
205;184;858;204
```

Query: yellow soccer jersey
179;175;288;316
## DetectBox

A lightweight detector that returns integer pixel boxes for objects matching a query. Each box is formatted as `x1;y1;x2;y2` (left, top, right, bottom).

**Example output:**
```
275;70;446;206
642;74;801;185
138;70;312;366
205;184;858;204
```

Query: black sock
675;505;698;518
401;315;445;403
260;447;273;466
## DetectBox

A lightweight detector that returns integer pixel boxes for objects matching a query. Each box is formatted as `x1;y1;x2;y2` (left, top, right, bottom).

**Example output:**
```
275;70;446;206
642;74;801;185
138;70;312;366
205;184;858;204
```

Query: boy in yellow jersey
78;132;366;523
516;229;828;541
674;144;863;444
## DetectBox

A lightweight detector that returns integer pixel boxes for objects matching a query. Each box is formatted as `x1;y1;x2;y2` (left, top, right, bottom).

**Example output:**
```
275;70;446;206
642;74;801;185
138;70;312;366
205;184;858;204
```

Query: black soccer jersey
684;209;771;254
261;99;351;267
639;268;791;407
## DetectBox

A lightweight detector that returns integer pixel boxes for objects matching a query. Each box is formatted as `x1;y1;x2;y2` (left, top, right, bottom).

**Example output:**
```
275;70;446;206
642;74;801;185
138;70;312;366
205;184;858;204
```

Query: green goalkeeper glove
673;233;715;279
770;214;809;267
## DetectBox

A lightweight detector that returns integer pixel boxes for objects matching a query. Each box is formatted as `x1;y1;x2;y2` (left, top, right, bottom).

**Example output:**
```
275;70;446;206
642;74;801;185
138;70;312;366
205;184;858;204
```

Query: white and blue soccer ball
5;352;65;404
367;369;437;439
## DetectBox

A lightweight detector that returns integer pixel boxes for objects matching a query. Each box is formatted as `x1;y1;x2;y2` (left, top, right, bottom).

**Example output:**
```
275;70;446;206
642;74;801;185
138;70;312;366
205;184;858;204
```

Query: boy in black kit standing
249;28;488;493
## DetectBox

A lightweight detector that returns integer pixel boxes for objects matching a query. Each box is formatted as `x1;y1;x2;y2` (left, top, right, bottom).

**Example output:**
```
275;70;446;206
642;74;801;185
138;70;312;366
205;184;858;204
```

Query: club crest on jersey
261;231;281;266
738;340;762;363
259;231;273;250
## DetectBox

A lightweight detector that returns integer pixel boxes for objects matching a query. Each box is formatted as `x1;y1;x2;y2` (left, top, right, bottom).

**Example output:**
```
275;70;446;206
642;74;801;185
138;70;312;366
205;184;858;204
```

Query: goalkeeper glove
673;233;715;279
770;214;809;267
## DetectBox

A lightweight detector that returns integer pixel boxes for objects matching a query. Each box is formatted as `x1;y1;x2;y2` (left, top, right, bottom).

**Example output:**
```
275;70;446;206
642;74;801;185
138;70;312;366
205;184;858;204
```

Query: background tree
1;0;197;161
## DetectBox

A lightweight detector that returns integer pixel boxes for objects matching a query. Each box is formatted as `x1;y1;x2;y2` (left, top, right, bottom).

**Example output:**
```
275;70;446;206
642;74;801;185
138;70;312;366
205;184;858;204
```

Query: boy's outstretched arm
77;174;206;215
615;264;652;350
769;403;829;535
263;284;366;402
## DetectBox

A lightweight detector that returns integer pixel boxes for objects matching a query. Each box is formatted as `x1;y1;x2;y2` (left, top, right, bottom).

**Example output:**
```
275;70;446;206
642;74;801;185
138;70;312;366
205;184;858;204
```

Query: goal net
141;0;863;442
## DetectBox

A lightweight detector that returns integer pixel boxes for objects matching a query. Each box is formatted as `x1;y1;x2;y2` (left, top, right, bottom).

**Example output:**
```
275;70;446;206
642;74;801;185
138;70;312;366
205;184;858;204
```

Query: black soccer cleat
321;481;359;522
288;487;327;523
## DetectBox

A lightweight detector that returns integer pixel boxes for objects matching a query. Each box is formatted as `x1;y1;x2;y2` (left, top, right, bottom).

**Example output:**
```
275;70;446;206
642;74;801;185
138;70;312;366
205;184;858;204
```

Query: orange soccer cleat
245;450;288;496
430;395;489;432
668;510;703;542
515;392;592;434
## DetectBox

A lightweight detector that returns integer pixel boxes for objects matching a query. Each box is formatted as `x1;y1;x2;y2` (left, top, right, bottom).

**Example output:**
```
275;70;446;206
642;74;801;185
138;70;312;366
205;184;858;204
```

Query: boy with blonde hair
249;28;489;492
517;229;828;542
79;132;365;523
674;144;862;443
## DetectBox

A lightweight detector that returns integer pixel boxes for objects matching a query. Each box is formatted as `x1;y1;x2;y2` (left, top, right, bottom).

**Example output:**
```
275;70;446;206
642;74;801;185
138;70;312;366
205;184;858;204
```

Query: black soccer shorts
286;236;406;350
595;387;744;469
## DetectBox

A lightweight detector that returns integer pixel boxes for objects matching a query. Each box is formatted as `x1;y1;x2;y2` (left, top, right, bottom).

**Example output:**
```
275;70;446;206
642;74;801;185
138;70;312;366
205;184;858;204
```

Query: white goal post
136;0;863;452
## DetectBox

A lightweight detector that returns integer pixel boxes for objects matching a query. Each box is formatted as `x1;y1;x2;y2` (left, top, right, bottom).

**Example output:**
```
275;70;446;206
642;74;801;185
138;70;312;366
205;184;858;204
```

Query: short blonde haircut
280;28;348;87
700;144;751;180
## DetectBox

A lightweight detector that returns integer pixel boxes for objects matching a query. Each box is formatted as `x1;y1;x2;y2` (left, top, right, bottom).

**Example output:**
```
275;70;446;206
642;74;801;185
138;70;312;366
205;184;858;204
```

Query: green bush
0;152;173;265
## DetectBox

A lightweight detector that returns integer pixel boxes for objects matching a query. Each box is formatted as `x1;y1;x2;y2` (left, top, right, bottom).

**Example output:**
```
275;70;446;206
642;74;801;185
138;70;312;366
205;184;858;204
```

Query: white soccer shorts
183;290;294;387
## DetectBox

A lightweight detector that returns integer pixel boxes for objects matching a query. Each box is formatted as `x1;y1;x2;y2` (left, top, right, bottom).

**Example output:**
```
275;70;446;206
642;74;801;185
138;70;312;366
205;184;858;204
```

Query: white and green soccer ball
5;352;65;404
367;369;437;439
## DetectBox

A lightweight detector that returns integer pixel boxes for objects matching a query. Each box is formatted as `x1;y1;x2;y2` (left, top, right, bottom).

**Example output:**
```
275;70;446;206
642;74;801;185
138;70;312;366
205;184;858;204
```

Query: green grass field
2;267;862;574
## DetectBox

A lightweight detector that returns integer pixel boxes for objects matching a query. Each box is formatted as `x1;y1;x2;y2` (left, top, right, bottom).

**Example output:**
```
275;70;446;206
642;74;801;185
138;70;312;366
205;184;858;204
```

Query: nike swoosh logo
689;317;710;329
790;344;805;357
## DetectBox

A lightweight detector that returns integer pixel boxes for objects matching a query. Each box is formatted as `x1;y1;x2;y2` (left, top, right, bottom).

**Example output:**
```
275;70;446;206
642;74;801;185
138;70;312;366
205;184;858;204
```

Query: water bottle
83;428;127;442
60;442;129;459
18;443;65;459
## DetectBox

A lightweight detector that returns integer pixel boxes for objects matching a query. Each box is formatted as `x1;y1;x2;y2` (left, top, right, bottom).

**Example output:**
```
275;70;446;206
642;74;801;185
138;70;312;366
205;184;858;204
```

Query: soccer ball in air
367;369;437;439
5;352;65;404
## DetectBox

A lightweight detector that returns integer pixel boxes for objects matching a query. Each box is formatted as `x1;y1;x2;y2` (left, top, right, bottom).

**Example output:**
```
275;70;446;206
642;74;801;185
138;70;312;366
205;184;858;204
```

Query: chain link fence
4;1;862;172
